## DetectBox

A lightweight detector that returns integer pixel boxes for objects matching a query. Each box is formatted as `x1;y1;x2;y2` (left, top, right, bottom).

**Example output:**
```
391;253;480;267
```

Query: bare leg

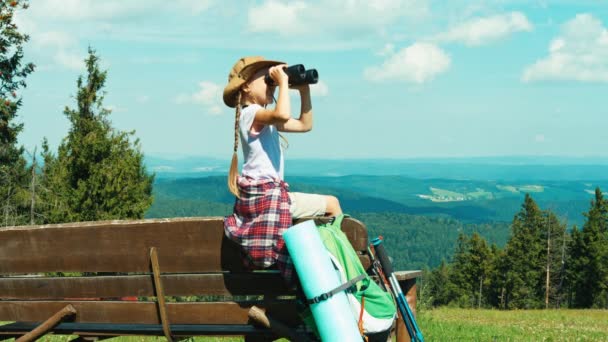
324;195;342;217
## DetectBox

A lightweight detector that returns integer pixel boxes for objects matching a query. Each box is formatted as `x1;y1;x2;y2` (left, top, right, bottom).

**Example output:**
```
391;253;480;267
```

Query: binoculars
264;64;319;86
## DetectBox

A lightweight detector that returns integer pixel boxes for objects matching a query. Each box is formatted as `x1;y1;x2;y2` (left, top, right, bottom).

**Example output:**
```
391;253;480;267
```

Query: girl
222;56;342;285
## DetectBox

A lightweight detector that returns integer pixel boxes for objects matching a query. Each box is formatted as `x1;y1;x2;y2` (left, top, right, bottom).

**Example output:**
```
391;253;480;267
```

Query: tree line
1;1;153;227
424;190;608;309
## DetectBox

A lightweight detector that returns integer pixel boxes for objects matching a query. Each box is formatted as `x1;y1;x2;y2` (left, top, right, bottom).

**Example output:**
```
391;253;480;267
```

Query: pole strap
307;274;366;305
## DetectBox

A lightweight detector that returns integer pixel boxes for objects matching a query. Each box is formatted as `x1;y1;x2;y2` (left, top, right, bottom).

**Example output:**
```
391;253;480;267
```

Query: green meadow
4;308;608;341
417;308;608;341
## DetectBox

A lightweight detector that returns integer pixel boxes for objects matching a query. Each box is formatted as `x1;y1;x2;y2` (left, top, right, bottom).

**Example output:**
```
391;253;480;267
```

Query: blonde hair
228;92;242;197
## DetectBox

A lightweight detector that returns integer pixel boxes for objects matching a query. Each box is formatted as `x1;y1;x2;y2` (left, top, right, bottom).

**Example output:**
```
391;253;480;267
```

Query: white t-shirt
239;104;284;180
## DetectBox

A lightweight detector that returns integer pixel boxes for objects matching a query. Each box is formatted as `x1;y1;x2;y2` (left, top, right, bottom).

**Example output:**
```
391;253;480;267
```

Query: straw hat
223;56;284;108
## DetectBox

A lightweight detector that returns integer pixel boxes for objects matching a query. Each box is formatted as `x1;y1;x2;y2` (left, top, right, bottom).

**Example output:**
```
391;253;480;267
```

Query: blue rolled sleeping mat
283;220;362;342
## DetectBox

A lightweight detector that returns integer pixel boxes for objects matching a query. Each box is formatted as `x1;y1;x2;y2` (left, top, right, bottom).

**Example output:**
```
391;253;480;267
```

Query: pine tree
468;233;492;308
40;47;154;223
448;232;473;306
541;211;568;308
503;194;545;309
0;0;35;226
486;243;508;308
569;188;608;307
424;260;453;307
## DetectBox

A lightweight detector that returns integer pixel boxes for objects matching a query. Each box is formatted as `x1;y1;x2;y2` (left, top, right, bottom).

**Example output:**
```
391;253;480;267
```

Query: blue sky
12;0;608;159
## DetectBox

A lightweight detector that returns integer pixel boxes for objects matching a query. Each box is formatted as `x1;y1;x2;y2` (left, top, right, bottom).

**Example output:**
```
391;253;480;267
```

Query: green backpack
301;214;396;336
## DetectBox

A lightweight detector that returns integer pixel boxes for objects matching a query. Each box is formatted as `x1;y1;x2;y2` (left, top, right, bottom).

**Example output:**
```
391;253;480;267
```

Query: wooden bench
0;217;421;341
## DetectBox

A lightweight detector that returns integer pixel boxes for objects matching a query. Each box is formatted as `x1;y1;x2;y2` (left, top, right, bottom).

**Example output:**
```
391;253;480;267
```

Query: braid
228;92;242;197
234;93;241;153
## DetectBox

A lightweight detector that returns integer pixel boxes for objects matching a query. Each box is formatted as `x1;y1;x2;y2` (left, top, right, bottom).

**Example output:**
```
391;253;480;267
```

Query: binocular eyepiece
264;64;319;86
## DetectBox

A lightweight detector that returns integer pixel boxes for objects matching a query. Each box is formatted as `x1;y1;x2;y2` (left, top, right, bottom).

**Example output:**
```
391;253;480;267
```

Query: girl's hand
269;64;288;86
289;83;310;92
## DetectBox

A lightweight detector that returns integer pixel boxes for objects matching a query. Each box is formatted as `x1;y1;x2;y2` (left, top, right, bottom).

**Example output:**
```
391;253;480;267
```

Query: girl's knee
325;195;342;215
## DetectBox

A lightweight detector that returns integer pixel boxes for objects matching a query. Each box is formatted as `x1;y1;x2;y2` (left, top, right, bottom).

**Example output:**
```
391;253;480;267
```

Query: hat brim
223;60;284;108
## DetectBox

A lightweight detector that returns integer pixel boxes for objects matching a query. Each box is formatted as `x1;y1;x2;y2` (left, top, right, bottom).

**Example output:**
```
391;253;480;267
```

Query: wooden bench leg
150;247;173;342
395;279;417;342
15;304;77;342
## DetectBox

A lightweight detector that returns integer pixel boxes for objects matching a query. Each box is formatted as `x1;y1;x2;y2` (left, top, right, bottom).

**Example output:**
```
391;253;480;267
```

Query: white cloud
247;0;429;36
173;0;214;15
53;50;85;71
433;12;533;46
106;105;127;113
523;14;608;83
364;42;451;83
535;134;546;143
26;0;214;20
15;11;84;71
176;81;224;115
136;95;150;104
153;165;175;172
32;31;75;49
14;1;216;71
376;43;396;57
248;1;308;35
310;80;329;97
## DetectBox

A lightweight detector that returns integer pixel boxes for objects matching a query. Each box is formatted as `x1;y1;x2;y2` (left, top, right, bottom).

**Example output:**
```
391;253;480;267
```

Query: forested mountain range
144;172;604;270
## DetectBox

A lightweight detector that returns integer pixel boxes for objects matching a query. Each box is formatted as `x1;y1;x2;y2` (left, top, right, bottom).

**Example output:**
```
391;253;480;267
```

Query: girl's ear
241;83;251;94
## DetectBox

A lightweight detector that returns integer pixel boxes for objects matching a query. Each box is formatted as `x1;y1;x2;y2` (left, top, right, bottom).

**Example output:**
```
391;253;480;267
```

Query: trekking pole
367;245;390;293
371;237;424;342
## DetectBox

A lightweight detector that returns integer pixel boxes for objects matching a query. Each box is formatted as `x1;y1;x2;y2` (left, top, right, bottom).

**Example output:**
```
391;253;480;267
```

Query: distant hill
145;155;608;181
145;173;603;269
149;174;604;226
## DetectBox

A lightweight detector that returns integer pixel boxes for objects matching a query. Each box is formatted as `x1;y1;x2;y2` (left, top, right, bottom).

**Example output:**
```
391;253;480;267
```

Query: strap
307;274;366;305
328;213;349;227
358;294;366;339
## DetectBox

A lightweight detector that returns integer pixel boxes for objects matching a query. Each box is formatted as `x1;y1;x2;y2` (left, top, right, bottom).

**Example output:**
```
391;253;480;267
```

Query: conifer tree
448;232;492;308
40;48;154;223
449;232;473;306
503;194;545;308
541;211;568;308
486;243;508;308
425;260;455;307
0;0;35;226
568;188;608;307
468;233;492;308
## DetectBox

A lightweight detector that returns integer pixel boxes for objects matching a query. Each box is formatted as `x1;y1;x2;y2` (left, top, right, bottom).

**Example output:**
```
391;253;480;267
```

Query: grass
417;308;608;341
0;333;245;342
4;309;608;341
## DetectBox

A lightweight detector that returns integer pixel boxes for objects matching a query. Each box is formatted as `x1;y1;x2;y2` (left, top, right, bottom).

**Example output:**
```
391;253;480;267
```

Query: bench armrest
394;270;422;281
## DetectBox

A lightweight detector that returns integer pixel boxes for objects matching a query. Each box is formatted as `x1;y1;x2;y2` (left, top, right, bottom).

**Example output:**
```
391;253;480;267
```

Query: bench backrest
0;217;370;325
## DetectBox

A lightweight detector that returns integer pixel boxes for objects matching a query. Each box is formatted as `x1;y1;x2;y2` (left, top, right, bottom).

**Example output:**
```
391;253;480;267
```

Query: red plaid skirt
224;176;295;284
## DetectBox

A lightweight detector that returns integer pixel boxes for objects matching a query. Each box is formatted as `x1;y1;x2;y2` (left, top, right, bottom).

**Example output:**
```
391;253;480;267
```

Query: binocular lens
286;64;306;80
264;64;319;86
304;69;318;84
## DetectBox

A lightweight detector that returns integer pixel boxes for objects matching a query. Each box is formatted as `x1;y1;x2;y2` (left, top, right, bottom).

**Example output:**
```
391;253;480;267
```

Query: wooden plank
0;322;309;338
0;301;300;326
0;217;368;274
0;273;294;299
0;258;375;299
394;270;422;281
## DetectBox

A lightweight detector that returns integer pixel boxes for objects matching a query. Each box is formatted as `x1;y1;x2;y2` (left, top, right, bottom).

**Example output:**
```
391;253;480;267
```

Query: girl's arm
277;85;312;133
253;66;291;125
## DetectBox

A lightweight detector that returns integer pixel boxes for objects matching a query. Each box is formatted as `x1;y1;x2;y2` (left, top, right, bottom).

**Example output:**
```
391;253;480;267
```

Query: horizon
12;1;608;159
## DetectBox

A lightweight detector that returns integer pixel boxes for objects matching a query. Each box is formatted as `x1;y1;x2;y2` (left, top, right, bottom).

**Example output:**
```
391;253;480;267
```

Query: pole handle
371;237;394;276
